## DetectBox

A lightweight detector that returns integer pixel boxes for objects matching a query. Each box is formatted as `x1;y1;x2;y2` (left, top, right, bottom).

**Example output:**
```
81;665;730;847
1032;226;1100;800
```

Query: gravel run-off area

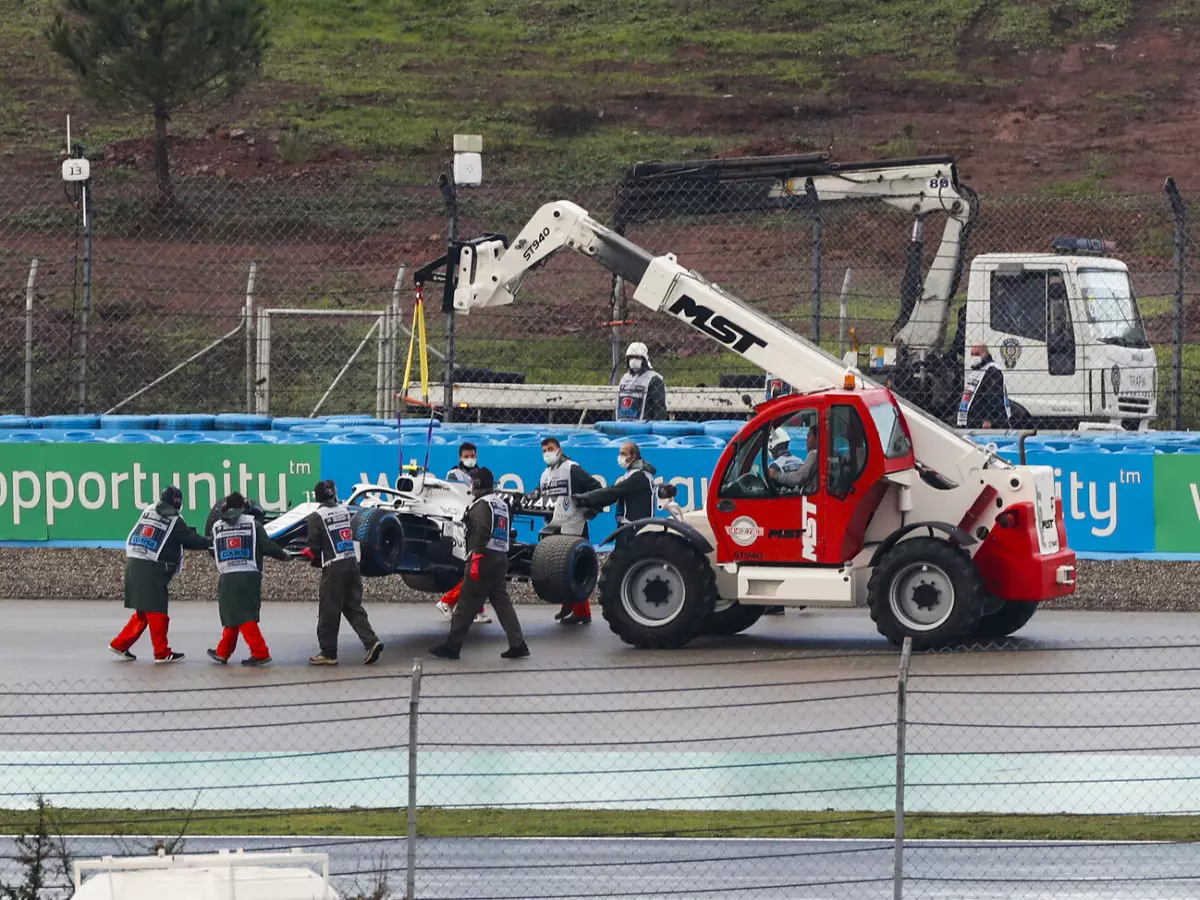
1;550;1195;612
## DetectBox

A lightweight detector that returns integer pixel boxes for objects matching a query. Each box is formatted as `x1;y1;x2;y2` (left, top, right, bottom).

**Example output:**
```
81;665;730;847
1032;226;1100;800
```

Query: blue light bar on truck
1051;236;1117;255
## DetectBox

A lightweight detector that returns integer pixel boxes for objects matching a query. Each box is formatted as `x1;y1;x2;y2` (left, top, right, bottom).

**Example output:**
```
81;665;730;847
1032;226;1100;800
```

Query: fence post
894;636;913;900
1165;178;1187;431
805;178;822;344
406;658;424;900
244;262;257;415
837;268;852;359
77;181;93;414
24;258;38;417
439;173;458;423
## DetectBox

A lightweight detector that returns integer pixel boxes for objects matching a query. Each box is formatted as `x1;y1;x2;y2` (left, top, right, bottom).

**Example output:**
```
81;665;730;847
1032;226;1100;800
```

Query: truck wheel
867;537;984;649
598;533;717;649
352;508;404;577
705;602;766;637
974;600;1038;641
401;571;462;594
531;535;598;604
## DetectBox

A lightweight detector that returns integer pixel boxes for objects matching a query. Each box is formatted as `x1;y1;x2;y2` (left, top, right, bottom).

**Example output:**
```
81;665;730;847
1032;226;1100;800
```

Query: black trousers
448;553;525;649
317;561;379;658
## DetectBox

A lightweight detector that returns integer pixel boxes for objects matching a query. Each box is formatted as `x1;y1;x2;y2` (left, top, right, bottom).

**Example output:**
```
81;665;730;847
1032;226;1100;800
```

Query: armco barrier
0;419;1197;556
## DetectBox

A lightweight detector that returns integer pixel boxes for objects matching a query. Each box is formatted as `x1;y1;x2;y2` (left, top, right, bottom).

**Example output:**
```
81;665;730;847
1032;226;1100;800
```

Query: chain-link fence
1;639;1198;898
2;163;1198;428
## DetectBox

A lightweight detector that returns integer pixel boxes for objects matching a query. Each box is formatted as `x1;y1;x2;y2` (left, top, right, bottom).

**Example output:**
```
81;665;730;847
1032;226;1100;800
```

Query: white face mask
628;358;644;372
617;454;631;469
543;450;559;466
460;457;476;469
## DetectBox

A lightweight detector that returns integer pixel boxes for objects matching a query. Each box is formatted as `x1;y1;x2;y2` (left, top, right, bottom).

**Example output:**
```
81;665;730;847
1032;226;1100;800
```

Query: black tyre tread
531;535;598;604
598;532;717;649
705;603;766;636
867;536;984;649
353;508;404;578
974;599;1039;640
401;571;462;594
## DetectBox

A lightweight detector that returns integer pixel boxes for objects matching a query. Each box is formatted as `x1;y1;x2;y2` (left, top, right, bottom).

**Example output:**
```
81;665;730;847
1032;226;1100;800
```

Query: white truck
623;154;1158;429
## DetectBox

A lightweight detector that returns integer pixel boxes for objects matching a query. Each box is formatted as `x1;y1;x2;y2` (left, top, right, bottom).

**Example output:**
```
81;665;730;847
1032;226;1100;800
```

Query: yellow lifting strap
400;285;431;412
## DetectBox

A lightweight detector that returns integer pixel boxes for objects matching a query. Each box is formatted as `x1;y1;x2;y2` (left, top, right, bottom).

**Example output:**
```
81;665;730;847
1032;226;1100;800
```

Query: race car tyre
531;535;598;605
867;537;984;649
353;508;404;577
402;571;463;594
599;533;718;649
974;599;1038;641
705;602;766;636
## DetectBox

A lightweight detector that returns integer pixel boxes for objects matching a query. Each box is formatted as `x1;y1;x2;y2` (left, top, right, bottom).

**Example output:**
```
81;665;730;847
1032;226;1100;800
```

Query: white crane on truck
429;199;1077;649
618;154;1157;429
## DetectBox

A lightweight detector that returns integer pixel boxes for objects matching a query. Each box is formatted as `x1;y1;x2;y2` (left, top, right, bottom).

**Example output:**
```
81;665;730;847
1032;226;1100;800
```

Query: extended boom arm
447;200;1001;488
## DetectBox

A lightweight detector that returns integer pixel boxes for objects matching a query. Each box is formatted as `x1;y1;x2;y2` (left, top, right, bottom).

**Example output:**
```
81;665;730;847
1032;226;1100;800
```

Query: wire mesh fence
2;163;1197;428
0;639;1198;898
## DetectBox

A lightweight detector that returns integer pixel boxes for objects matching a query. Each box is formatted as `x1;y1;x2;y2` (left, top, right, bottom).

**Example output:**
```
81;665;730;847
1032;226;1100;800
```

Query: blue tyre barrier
228;432;279;444
158;414;216;431
100;415;157;431
214;413;272;431
666;435;727;449
595;421;654;436
270;417;320;432
107;433;165;443
330;432;387;445
649;421;704;437
703;423;743;440
284;433;331;444
0;416;31;429
39;415;101;430
4;432;49;442
62;430;98;441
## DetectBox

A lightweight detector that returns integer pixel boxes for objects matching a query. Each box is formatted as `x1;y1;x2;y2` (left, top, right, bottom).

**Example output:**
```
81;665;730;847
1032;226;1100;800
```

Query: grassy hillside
2;0;1199;186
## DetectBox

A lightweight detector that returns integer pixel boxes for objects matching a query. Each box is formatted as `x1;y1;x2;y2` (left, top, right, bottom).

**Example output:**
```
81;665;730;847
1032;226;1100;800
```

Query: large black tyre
530;535;598;604
867;537;984;649
598;533;718;649
352;508;404;577
705;602;766;636
401;571;462;594
974;600;1039;641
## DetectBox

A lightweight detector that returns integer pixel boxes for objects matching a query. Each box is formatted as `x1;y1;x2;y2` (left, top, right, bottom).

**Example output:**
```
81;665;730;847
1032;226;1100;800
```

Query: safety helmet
314;480;338;503
160;485;184;510
625;341;650;362
768;427;791;454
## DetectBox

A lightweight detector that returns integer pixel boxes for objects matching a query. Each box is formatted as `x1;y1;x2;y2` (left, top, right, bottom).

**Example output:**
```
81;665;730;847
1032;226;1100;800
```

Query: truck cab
962;239;1156;429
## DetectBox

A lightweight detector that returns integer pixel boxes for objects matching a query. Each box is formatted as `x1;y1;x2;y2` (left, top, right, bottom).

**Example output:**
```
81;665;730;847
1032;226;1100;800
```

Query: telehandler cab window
719;409;818;499
827;405;869;498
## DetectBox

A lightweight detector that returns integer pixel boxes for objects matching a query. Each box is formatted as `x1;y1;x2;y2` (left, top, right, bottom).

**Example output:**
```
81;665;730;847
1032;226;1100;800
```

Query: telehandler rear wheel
867;537;984;649
598;533;717;649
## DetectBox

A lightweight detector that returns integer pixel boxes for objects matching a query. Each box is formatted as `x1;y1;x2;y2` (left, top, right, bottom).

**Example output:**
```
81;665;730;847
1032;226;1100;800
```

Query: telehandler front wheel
598;533;717;649
867;537;984;649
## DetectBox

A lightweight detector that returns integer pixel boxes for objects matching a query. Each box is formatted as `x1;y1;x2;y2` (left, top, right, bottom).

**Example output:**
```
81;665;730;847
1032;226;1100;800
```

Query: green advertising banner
0;444;321;541
1153;454;1200;553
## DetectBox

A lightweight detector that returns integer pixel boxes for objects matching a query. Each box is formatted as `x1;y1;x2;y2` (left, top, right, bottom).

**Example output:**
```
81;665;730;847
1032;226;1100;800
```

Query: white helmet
626;341;650;363
768;427;790;454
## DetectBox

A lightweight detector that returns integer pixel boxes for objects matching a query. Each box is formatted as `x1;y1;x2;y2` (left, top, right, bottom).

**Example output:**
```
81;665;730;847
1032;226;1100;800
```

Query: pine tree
46;0;269;204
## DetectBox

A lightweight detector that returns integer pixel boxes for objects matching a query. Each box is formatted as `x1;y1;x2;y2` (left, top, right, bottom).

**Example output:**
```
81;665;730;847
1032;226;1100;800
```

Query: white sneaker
435;600;453;618
474;609;492;625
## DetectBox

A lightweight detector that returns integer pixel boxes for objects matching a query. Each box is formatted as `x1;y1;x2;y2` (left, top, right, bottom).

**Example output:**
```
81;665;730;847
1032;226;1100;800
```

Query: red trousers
216;622;270;660
112;611;171;659
440;581;463;606
561;599;591;618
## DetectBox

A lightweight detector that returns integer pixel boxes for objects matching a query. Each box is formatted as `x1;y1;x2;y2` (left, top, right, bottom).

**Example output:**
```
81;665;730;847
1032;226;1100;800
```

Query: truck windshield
1078;269;1149;348
868;400;911;459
